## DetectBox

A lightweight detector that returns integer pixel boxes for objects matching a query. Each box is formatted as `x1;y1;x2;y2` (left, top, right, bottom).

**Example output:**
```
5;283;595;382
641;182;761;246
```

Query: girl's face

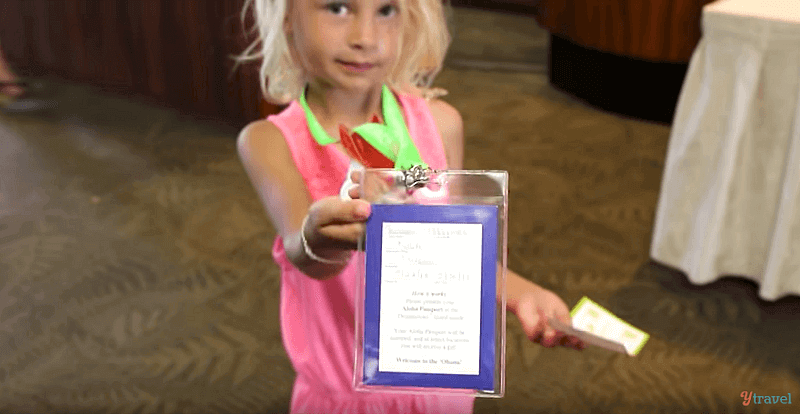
286;0;403;93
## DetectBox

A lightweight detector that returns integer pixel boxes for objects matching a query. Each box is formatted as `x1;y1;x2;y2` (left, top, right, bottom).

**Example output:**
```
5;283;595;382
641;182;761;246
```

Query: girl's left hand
511;286;585;350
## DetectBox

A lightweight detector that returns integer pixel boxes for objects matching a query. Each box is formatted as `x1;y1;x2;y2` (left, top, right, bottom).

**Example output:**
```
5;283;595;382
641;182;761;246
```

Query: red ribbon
338;114;394;168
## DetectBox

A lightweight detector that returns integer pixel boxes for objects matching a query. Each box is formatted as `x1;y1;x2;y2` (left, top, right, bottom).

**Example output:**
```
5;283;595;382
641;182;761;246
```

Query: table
650;0;800;300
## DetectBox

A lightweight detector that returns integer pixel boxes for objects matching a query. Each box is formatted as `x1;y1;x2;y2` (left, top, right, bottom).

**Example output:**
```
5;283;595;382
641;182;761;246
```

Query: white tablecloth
650;0;800;300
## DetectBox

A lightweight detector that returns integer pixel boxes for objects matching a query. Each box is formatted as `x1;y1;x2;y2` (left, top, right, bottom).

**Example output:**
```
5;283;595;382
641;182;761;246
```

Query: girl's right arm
237;120;370;280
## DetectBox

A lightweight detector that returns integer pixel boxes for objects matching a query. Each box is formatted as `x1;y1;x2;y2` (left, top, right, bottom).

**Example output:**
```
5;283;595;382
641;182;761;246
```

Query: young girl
237;0;584;412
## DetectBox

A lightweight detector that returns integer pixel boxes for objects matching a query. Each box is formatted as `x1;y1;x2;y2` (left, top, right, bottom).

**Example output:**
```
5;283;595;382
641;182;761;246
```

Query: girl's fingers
362;175;392;200
569;336;585;350
348;184;362;199
537;308;557;346
320;222;366;245
550;315;584;350
558;335;571;347
311;224;364;251
305;197;371;251
517;300;584;350
516;299;544;342
312;198;371;227
350;169;362;184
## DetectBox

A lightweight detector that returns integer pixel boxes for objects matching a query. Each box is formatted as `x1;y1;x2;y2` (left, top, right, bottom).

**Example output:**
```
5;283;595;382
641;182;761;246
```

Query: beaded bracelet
300;215;351;265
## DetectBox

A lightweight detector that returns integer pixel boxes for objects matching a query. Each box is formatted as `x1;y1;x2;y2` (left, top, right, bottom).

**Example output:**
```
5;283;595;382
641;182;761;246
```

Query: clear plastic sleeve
353;166;508;398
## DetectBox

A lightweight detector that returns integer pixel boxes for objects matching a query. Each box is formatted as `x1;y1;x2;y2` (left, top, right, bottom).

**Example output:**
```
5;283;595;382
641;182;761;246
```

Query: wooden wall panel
0;0;279;127
534;0;716;63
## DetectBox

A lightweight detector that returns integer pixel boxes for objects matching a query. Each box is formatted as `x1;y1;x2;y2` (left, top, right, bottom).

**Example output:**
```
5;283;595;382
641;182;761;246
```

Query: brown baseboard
450;0;539;15
548;34;689;124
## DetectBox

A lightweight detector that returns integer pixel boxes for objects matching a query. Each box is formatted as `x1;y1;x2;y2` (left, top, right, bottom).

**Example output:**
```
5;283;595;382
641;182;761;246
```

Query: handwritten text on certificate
378;222;483;375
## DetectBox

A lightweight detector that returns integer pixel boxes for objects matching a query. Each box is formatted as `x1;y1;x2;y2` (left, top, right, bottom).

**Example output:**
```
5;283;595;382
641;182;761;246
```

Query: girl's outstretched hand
511;282;585;351
304;196;371;253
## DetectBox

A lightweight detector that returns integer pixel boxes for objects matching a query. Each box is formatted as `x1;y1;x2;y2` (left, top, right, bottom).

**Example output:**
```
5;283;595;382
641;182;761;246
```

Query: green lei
298;85;426;170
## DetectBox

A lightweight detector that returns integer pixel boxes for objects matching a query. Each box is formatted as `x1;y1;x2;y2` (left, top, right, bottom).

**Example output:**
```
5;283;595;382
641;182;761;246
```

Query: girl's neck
304;83;384;129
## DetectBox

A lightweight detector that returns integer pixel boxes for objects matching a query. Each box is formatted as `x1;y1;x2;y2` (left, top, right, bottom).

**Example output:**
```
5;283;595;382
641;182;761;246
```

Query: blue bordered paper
362;204;498;390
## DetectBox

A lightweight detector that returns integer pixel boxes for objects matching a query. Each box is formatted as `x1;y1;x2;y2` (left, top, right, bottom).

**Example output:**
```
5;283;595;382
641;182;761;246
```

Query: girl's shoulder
237;118;298;185
424;98;464;169
426;98;462;131
237;119;285;161
397;89;462;137
237;102;299;161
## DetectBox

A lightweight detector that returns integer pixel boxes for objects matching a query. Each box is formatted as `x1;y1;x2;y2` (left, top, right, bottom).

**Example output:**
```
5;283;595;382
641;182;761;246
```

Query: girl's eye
378;3;397;17
326;2;349;16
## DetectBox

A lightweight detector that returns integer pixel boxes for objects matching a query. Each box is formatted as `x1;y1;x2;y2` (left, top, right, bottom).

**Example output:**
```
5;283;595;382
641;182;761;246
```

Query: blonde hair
238;0;451;104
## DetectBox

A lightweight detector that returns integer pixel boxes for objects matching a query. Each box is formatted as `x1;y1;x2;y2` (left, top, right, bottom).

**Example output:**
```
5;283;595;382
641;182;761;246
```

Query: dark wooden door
0;0;280;127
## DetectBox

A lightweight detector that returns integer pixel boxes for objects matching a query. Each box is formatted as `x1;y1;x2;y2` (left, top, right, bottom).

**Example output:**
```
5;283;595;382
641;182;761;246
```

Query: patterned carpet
2;7;800;414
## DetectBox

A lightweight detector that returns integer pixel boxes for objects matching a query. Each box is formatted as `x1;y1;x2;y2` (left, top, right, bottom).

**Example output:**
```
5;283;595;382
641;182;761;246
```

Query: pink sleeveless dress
268;93;476;414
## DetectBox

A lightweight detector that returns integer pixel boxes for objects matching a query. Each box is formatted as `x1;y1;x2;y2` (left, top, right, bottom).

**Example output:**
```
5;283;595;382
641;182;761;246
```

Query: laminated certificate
354;167;508;397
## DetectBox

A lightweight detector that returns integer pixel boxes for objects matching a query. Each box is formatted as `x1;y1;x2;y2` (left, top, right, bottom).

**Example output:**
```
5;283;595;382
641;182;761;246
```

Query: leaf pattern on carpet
3;49;800;414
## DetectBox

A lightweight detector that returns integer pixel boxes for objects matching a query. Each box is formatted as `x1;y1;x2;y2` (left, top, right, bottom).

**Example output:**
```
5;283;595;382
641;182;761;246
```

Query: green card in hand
549;297;649;356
